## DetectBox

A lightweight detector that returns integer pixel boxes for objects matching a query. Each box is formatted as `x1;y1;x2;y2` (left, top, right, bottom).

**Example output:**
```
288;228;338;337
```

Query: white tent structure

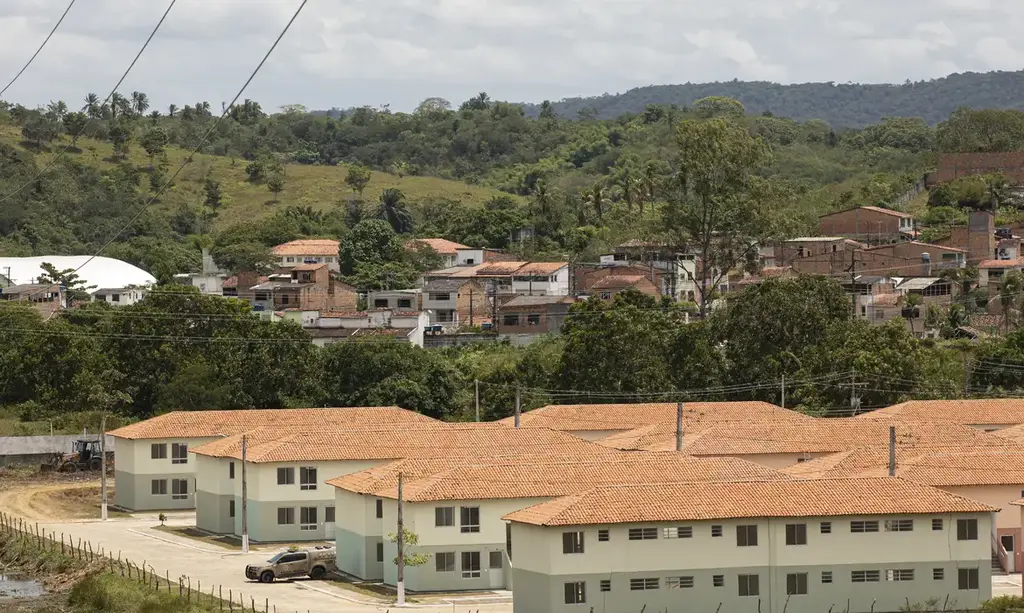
0;256;156;294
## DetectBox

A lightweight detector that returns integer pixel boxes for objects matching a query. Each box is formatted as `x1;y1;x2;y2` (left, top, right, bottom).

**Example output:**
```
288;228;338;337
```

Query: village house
588;274;660;301
406;238;469;268
504;478;995;613
367;289;420;311
423;261;570;298
934;211;999;265
106;407;437;512
271;239;340;272
857;399;1024;431
328;453;783;591
818;206;914;244
0;283;64;317
303;309;428;347
172;249;230;295
788;240;965;277
497;295;577;345
247;264;357;314
92;287;147;306
602;240;700;301
420;279;488;326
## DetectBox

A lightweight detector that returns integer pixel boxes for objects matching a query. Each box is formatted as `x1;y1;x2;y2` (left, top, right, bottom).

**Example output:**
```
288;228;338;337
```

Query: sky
0;0;1022;114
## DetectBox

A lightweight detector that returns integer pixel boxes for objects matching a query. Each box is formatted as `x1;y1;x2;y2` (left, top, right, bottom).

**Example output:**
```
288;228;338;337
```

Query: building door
1002;534;1014;552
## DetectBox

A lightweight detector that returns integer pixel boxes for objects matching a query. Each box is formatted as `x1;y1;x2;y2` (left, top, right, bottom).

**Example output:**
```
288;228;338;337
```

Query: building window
502;314;520;326
886;569;914;582
229;500;235;518
376;543;384;562
599;580;610;592
736;525;758;547
850;520;879;533
598;529;609;542
711;525;723;537
436;552;455;572
376;499;383;518
398;299;412;309
171;443;188;465
851;570;880;583
151;443;167;459
562;531;584;554
564;582;586;604
435;506;455;527
933;519;943;531
489;551;503;569
299;467;318;491
277;467;295;485
628;528;658;540
429;293;450;301
933;568;945;581
664;526;692;539
884;519;913;532
300;507;317;531
374;299;389;308
738;574;759;596
821;571;832;584
280;294;290;305
786;524;807;545
667;576;694;589
460;507;480;533
325;506;335;523
820;521;831;534
171;479;188;500
229;462;235;479
277;507;295;525
957;519;978;541
286;257;295;263
786;573;807;595
527;313;541;325
958;568;979;590
713;575;724;587
461;552;481;578
151;479;167;495
629;578;659;591
111;294;120;303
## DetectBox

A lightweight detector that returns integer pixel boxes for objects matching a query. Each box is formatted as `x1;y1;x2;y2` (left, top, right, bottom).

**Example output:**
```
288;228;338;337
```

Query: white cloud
0;0;1023;112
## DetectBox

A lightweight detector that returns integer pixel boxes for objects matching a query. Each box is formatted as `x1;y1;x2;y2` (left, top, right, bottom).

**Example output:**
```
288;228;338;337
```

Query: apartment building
420;279;488;326
106;407;437;512
504;478;995;613
858;399;1024;431
327;453;785;590
499;401;813;441
271;239;340;272
191;424;614;543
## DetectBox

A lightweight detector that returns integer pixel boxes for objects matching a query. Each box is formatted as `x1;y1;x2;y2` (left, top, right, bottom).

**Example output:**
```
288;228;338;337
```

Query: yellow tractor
42;440;111;473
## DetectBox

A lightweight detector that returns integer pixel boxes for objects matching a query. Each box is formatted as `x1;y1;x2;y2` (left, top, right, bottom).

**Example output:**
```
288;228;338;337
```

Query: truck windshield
267;553;285;563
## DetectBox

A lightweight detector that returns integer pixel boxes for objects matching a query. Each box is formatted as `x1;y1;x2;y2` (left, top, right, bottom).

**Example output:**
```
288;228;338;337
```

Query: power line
0;0;78;98
0;0;178;207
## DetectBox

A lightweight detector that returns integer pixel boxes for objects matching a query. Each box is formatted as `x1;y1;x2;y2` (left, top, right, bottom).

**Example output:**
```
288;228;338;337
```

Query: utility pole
514;386;521;428
675;402;683;452
100;414;108;521
241;435;249;554
474;379;480;422
847;249;859;320
850;371;860;415
781;375;786;410
397;472;406;606
888;425;896;477
469;288;474;327
962;349;971;398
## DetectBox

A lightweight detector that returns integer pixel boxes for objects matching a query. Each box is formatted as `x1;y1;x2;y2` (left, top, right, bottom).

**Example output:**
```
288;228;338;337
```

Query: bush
980;596;1024;613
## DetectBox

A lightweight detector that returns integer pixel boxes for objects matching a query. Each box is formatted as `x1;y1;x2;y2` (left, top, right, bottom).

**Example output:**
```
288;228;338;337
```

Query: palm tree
944;303;970;338
533;181;551;217
131;91;149;116
148;110;161;124
904;293;923;336
109;93;126;119
46;100;68;123
616;169;635;214
585;185;605;222
168;104;177;118
376;188;413;233
82;93;100;118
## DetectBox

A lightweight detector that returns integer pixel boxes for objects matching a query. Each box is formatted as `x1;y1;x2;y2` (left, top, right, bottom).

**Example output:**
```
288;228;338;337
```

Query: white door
325;521;335;539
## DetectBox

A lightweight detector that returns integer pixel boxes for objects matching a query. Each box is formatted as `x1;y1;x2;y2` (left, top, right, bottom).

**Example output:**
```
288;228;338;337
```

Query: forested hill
522;70;1024;127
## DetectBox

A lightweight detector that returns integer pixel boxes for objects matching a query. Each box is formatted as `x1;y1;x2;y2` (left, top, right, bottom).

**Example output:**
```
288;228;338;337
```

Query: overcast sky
1;0;1022;114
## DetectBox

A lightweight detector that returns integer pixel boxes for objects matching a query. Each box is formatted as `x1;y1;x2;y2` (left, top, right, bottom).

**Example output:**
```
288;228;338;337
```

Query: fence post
187;576;191;602
166;571;170;594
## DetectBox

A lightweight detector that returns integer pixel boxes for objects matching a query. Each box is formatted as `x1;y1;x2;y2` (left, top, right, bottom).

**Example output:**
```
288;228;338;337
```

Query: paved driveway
37;513;512;613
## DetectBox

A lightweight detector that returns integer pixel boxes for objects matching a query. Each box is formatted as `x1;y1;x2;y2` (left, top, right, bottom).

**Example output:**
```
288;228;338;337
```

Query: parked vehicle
245;546;335;583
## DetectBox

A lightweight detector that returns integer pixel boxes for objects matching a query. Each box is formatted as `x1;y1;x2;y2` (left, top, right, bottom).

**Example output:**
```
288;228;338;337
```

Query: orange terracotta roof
107;407;436;440
590;275;647;290
516;262;568;275
859;399;1024;426
366;453;786;502
503;477;998;526
222;275;268;289
674;419;1004;456
291;263;327;272
271;239;339;256
979;258;1024;269
498;402;812;433
192;423;616;463
820;206;912;219
872;293;901;307
475;261;529;276
407;238;469;256
863;241;966;254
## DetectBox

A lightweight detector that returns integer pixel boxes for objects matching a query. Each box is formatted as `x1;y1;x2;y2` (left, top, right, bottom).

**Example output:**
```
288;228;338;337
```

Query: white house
271;239;340;272
92;287;147;306
504;478;996;613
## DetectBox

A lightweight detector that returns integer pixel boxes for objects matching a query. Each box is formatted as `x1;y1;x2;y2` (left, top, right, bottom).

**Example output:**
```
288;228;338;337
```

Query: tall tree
63;112;88;147
377;188;414;234
345;164;372;196
131;91;150;116
82;93;101;118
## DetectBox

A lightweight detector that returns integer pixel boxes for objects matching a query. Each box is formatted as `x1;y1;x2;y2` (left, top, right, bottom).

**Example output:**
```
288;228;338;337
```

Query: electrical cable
0;0;78;98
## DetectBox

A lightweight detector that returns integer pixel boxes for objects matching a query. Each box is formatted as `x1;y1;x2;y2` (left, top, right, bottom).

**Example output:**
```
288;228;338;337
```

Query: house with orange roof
503;477;995;613
818;206;914;244
271;239;340;272
327;453;785;590
105;407;437;513
588;274;660;301
406;238;470;268
858;399;1024;431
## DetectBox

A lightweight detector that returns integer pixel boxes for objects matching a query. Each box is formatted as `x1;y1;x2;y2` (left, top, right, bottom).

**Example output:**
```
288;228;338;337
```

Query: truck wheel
259;571;274;584
310;566;325;580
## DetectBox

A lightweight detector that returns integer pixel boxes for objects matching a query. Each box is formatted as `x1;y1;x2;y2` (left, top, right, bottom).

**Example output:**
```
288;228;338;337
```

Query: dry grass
0;124;515;230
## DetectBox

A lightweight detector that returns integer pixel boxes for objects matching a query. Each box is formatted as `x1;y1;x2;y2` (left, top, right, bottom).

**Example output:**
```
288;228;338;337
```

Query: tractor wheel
64;463;78;473
89;457;102;471
259;571;274;584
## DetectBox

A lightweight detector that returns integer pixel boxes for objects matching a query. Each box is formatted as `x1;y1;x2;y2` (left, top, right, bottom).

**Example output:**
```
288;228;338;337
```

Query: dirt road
0;480;106;521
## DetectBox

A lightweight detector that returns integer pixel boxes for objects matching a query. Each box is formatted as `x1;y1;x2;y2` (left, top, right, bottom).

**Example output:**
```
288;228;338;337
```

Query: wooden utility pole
241;435;249;553
675;402;683;452
469;288;474;327
781;375;786;410
514;386;521;428
888;426;896;477
396;472;405;606
100;414;108;521
474;379;480;422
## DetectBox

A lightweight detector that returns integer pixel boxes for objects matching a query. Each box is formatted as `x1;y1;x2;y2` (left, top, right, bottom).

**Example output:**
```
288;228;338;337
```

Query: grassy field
0;124;514;229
